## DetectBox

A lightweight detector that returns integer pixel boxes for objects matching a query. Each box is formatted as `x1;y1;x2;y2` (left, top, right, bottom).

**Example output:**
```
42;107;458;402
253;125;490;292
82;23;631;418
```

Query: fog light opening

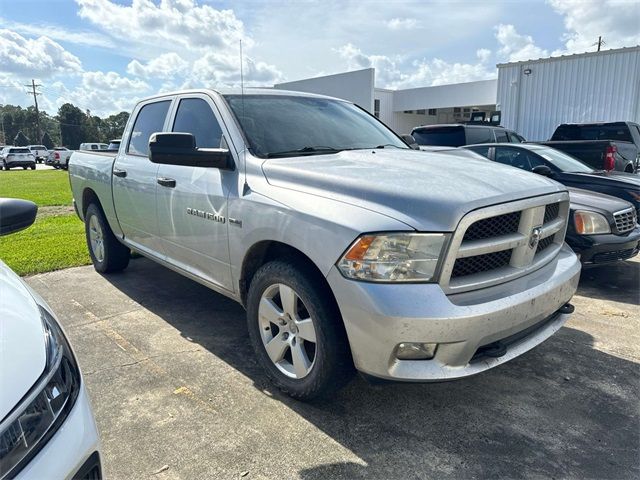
396;342;438;360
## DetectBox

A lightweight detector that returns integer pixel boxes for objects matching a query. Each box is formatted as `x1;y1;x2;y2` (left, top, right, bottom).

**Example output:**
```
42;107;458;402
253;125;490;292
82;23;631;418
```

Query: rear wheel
22;166;27;170
85;203;130;273
30;165;36;170
246;260;353;400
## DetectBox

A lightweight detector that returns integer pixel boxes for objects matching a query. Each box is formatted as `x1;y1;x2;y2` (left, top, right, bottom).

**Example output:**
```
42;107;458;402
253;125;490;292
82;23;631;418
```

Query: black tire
30;165;36;170
246;260;353;400
84;203;130;273
22;166;27;170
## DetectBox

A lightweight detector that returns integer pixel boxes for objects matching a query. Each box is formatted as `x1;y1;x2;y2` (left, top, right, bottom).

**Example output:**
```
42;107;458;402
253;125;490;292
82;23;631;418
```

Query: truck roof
135;87;350;105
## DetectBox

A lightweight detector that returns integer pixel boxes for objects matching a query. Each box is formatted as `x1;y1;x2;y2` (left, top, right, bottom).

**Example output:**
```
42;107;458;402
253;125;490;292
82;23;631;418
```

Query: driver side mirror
149;133;233;170
400;134;421;150
532;165;554;177
0;198;38;236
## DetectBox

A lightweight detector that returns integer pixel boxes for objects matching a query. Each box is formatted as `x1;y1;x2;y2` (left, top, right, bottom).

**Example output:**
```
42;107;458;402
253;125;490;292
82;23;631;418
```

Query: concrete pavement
26;257;640;479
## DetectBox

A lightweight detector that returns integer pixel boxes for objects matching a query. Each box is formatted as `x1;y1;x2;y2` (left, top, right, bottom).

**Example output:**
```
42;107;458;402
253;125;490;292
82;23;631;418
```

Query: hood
0;261;46;421
568;187;634;212
262;149;565;231
567;171;640;189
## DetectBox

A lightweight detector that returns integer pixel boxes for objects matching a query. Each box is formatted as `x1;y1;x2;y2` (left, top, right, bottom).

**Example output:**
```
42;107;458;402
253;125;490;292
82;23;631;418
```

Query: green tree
41;131;54;149
57;103;85;149
14;131;30;146
103;111;129;140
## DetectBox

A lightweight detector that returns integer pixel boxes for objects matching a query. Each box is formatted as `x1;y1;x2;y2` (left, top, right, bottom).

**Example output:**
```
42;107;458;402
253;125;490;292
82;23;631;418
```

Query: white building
497;45;640;141
274;46;640;139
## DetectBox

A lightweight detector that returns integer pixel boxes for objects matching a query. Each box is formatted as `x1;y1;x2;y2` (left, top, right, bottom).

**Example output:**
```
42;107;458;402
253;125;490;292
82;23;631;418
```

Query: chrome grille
613;208;637;234
441;192;570;293
543;203;560;223
452;250;512;278
463;212;521;241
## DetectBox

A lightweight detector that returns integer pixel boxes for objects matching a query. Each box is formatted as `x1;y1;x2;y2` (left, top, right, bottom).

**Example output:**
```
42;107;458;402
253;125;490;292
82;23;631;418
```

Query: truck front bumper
327;244;581;381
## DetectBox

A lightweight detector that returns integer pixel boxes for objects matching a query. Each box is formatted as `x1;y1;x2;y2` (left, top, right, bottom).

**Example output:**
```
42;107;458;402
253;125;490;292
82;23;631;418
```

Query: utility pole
595;36;605;52
25;79;42;142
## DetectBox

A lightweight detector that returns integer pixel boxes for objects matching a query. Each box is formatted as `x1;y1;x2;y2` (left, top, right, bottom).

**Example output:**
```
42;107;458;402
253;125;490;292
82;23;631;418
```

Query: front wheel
84;203;130;273
30;165;36;170
246;260;353;400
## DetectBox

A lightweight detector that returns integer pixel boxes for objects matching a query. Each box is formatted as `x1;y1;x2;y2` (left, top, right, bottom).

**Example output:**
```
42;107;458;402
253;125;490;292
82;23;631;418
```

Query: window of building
172;98;223;148
403;110;414;114
463;108;471;113
416;109;426;115
127;101;171;156
374;99;380;118
428;109;437;116
453;107;461;113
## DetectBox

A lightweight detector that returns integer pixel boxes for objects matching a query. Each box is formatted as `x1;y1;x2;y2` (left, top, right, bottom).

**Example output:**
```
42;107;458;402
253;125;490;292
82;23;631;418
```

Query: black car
463;143;640;215
564;188;639;264
410;124;525;148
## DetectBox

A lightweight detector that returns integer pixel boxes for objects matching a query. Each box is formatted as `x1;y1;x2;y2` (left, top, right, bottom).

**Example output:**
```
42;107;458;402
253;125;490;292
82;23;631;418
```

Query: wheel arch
239;240;336;310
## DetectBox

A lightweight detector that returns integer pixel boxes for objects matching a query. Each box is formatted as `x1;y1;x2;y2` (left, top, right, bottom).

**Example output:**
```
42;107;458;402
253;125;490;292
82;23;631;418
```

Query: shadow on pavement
577;259;639;306
103;258;639;479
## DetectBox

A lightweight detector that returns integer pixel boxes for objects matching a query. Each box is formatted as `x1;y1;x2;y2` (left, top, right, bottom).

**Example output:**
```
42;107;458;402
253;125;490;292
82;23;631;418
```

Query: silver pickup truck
69;89;581;400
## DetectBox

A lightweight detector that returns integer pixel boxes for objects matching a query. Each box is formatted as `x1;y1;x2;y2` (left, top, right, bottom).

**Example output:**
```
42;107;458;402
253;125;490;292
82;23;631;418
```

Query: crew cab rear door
112;98;172;256
155;94;236;292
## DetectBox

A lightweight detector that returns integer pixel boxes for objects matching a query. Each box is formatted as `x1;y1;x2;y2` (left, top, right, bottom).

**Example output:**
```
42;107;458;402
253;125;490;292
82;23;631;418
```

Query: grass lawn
0;214;91;276
0;169;91;275
0;169;73;206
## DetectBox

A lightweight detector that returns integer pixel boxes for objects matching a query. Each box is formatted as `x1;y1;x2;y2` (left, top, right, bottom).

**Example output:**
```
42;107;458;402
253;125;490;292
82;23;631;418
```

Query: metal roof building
496;46;640;141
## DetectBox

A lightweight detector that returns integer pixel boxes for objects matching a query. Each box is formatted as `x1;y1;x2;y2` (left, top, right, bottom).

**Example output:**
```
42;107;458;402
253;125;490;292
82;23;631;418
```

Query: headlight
337;233;448;282
574;210;611;235
0;307;80;478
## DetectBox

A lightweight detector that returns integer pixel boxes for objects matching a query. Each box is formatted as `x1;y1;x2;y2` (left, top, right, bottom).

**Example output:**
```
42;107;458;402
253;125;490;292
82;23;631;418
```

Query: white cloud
0;17;114;48
476;48;492;63
127;53;189;79
387;18;419;30
335;43;495;89
495;24;548;62
0;29;83;77
548;0;640;54
77;0;282;86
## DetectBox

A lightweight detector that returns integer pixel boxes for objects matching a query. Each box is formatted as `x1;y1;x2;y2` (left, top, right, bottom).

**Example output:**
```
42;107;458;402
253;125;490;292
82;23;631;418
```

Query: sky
0;0;639;116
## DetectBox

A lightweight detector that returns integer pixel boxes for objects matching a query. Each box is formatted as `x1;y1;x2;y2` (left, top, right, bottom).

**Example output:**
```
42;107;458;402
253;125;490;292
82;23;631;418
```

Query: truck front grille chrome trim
440;192;570;294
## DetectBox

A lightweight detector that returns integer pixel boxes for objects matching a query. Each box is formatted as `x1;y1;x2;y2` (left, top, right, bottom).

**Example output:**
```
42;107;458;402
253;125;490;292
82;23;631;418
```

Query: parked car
0;198;102;479
537;122;640;173
564;188;639;264
27;145;49;163
463;143;640;215
107;139;121;151
47;147;73;169
410;124;525;148
0;147;36;170
69;89;580;400
79;143;108;151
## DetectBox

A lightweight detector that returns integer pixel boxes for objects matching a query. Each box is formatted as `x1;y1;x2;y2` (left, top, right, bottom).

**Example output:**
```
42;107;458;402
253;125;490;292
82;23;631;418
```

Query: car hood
568;171;640;189
262;149;566;231
567;187;633;212
0;261;46;421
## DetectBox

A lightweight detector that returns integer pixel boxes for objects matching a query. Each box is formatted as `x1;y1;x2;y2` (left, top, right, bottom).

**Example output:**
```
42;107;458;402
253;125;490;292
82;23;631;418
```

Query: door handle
113;168;127;178
157;177;176;188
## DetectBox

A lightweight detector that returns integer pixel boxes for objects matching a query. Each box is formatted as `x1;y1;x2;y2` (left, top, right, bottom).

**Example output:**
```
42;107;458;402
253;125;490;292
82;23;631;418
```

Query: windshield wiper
373;144;404;149
265;146;343;158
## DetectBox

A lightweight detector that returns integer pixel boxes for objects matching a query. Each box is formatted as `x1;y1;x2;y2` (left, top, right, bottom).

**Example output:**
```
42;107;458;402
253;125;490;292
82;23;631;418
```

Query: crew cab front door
155;95;235;292
112;99;172;256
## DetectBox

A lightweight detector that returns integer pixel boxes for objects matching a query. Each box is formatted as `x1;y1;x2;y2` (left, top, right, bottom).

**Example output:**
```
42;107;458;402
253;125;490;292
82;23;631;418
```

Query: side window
507;131;523;143
466;145;490;159
172;98;223;148
90;145;97;150
494;129;509;143
127;100;171;156
465;127;493;144
494;147;523;169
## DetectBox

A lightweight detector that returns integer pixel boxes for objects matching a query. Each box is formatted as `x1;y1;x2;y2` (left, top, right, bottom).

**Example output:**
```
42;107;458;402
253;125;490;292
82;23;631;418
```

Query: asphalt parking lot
27;257;639;479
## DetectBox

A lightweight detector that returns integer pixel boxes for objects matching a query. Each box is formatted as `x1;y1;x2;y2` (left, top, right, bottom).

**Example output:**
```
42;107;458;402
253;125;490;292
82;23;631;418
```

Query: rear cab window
127;100;172;156
465;127;494;145
412;126;465;147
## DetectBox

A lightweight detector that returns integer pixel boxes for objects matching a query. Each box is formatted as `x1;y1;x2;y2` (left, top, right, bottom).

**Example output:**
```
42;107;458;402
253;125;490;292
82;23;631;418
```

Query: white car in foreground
0;199;101;479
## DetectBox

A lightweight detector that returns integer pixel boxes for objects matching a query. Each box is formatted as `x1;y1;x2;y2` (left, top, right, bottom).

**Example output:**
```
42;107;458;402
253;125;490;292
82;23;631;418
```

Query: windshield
224;94;407;158
411;127;465;147
536;147;594;172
